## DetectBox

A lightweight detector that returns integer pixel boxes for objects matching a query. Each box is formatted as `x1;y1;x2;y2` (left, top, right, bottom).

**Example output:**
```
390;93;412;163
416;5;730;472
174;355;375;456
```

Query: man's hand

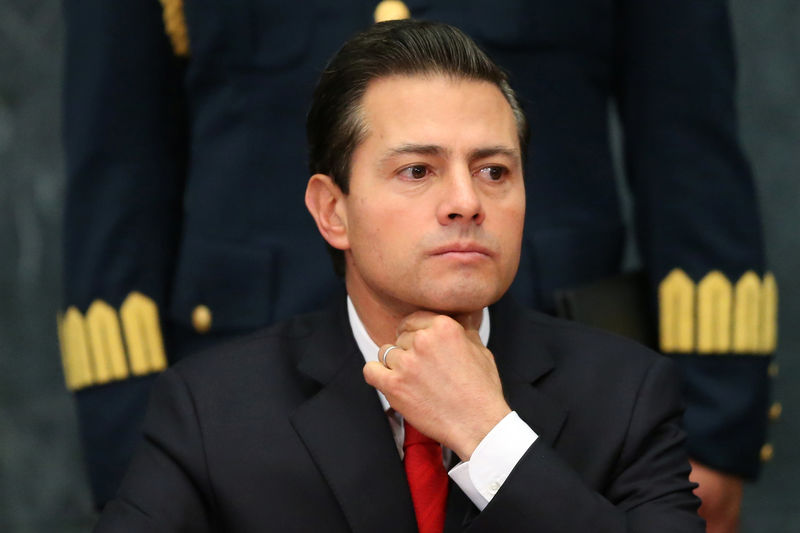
363;311;511;461
689;459;743;533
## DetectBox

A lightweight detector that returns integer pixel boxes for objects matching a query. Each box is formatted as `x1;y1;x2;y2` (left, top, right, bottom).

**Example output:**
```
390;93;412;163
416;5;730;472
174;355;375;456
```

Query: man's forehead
359;74;520;154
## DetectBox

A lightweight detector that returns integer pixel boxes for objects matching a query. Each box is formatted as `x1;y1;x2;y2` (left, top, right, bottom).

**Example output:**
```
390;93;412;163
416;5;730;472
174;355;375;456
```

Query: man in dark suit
96;21;703;532
61;5;772;528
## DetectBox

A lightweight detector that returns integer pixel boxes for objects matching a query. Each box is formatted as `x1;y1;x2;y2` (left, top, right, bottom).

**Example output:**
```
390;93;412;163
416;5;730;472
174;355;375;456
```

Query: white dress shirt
346;297;537;510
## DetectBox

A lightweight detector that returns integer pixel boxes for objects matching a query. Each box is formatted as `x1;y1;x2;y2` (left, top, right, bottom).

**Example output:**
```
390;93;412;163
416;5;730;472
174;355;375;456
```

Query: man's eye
478;166;506;181
399;165;429;180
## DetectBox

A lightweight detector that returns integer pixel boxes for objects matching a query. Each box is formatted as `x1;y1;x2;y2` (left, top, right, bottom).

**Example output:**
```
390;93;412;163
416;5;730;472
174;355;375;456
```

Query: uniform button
488;481;500;494
191;305;212;334
768;402;782;422
768;361;779;378
374;0;410;23
760;443;774;463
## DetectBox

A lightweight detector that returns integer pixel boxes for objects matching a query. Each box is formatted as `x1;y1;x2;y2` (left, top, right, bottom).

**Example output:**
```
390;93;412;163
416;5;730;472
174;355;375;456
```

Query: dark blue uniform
61;0;775;507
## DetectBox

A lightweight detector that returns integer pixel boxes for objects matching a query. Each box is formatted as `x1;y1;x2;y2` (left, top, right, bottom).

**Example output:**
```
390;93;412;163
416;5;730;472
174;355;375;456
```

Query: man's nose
437;173;485;225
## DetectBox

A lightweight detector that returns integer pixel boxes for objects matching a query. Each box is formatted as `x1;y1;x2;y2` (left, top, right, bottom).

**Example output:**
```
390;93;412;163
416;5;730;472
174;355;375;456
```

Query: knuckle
413;330;433;352
437;315;462;337
432;315;452;329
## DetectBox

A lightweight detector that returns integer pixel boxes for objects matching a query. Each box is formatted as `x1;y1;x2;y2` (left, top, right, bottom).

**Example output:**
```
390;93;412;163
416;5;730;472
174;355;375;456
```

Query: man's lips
429;242;493;257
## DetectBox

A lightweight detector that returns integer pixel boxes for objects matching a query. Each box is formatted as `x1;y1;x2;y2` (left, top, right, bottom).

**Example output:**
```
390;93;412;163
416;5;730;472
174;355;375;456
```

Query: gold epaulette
57;292;168;391
159;0;190;57
659;269;778;354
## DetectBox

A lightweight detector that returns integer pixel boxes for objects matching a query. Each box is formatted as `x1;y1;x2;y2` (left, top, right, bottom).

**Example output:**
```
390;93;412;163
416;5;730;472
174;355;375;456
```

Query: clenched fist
363;311;511;460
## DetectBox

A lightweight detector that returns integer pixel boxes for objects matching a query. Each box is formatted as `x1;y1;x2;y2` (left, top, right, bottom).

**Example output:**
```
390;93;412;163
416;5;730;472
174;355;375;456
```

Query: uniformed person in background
60;1;776;531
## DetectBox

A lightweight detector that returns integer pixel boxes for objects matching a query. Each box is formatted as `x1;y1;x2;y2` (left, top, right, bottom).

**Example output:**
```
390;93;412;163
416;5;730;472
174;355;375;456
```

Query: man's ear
305;174;350;251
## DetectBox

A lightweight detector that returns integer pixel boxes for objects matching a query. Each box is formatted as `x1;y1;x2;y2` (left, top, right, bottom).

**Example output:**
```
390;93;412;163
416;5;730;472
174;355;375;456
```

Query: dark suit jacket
62;1;770;506
96;298;703;532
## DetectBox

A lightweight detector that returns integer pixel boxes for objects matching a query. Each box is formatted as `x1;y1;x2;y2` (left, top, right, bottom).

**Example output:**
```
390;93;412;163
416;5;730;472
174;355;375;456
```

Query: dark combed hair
306;19;529;276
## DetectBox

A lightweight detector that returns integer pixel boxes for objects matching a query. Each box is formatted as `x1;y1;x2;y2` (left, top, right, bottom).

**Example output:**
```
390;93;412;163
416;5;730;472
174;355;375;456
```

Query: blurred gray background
0;1;797;531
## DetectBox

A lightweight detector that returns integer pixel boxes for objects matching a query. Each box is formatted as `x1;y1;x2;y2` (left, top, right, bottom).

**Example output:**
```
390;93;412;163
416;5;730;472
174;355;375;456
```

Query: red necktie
403;420;449;533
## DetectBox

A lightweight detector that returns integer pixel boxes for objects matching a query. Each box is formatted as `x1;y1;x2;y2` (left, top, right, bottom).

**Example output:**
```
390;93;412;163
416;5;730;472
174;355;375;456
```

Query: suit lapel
290;303;417;533
288;297;569;532
445;297;573;531
489;296;569;447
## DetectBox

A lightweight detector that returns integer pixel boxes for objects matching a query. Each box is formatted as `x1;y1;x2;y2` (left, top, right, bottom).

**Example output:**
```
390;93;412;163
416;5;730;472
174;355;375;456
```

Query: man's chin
415;285;505;315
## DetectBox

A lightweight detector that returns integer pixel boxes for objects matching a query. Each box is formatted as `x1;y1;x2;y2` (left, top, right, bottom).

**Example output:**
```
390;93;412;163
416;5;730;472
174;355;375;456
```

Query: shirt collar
346;296;491;411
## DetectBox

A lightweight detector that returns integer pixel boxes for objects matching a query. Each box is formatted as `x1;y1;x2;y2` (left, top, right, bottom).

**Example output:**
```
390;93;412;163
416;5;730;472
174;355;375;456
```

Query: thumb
452;310;481;334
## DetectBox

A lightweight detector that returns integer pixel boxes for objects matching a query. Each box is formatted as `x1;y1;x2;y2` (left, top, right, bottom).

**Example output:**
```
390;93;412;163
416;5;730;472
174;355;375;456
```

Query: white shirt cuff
448;411;537;511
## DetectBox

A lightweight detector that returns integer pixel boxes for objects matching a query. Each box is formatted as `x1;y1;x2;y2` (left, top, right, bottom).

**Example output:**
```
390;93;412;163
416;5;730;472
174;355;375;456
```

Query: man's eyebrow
379;144;448;166
468;146;520;162
379;144;520;166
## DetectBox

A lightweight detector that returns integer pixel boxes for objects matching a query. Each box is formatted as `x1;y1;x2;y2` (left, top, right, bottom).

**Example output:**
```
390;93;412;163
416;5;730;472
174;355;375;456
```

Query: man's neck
345;280;484;346
347;296;491;361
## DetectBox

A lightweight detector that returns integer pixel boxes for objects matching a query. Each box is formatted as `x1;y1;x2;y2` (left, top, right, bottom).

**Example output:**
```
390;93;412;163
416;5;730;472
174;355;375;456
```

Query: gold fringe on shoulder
658;269;778;355
57;292;168;391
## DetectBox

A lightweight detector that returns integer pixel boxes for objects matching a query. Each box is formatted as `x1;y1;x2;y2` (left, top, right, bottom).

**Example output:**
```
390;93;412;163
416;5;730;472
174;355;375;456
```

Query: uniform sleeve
464;357;705;532
60;0;189;507
613;0;775;478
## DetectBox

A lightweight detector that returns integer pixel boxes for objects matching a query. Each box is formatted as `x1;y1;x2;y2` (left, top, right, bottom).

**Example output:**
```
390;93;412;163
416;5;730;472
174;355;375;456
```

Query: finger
383;346;400;369
378;344;403;368
396;310;443;335
394;330;415;350
363;361;391;390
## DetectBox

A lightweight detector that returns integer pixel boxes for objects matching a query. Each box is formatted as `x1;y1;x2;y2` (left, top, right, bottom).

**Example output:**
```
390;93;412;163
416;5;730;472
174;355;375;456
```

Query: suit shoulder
520;307;669;373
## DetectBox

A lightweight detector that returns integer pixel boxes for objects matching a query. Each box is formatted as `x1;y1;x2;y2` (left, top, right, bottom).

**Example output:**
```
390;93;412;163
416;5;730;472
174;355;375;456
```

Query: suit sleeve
60;0;188;507
94;368;213;532
613;0;774;478
465;357;705;532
